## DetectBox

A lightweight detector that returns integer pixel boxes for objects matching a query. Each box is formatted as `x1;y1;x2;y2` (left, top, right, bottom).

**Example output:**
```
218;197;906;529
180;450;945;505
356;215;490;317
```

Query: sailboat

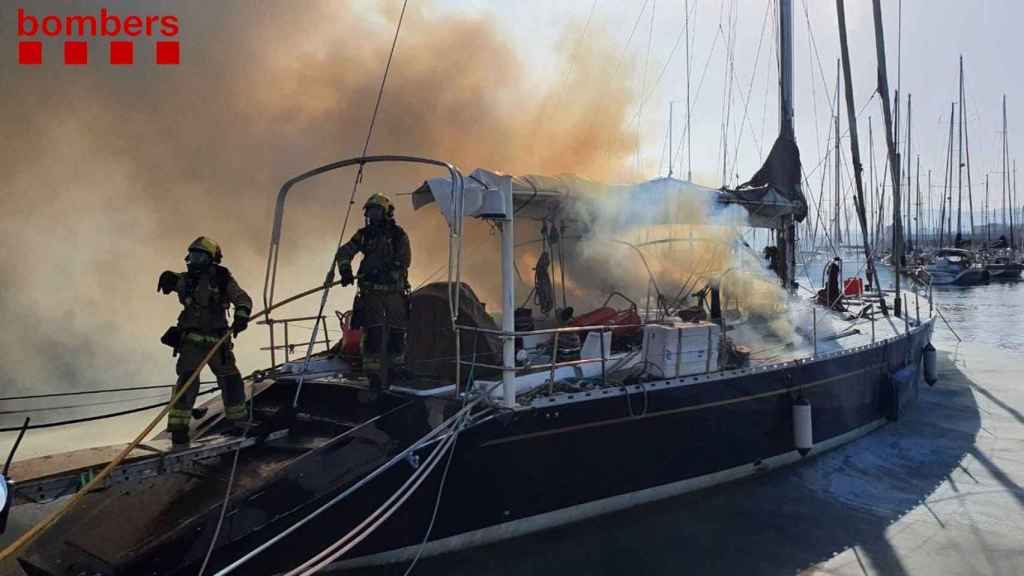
919;60;990;286
1;2;937;574
983;95;1022;280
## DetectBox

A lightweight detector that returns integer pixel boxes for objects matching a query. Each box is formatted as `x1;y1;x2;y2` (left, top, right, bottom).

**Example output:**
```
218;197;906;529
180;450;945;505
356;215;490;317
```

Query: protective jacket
170;265;252;333
336;221;411;292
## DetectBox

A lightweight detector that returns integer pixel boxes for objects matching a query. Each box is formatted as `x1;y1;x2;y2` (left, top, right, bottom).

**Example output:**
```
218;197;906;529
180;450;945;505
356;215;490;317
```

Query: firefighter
158;236;252;447
336;193;411;387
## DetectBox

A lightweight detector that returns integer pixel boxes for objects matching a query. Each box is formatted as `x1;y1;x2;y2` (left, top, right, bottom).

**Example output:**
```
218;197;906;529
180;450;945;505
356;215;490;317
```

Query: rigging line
599;0;651;164
802;92;878;184
800;0;842;122
671;11;723;172
729;2;770;179
0;390;211;415
685;0;693;179
292;418;466;575
337;0;410;247
214;396;490;575
399;409;463;576
0;382;218;402
535;0;600;137
718;0;736;186
0;388;219;433
196;403;253;576
399;340;479;576
291;0;410;410
626;1;691;127
801;0;821;164
636;0;657;173
758;0;776;160
728;0;772;182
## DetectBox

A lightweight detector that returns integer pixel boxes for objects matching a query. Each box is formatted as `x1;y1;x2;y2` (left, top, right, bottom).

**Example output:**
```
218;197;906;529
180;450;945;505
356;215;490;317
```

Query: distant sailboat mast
962;57;977;245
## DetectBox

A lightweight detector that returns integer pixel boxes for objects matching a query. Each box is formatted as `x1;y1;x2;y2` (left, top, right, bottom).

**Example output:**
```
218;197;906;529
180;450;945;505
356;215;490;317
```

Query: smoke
0;0;637;434
545;177;803;350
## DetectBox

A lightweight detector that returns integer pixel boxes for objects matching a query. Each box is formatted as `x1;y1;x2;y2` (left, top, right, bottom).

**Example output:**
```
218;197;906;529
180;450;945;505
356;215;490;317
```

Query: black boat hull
18;320;934;575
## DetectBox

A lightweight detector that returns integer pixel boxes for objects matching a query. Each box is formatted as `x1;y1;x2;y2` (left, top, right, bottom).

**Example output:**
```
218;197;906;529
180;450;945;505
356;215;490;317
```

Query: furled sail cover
718;134;807;228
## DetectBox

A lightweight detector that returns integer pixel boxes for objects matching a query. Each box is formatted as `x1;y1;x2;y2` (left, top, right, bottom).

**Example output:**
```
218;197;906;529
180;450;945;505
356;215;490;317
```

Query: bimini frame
260;156;466;395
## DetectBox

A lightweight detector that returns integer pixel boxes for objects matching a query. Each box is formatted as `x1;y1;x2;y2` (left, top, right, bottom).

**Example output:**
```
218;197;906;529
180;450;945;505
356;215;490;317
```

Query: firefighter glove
158;271;178;294
340;266;355;287
232;309;250;336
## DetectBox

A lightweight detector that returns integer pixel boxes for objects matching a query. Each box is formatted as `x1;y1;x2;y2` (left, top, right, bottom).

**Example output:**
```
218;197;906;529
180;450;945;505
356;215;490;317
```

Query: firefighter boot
219;373;250;430
171;430;191;449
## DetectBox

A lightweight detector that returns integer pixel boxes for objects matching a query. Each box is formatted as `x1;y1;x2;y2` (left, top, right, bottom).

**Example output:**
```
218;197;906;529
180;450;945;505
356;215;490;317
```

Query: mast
836;0;877;287
1003;95;1011;250
986;173;991;246
906;93;913;252
963;58;976;244
776;0;797;291
945;102;955;246
915;155;920;249
928;169;933;248
872;0;902;315
1007;157;1015;250
956;58;964;245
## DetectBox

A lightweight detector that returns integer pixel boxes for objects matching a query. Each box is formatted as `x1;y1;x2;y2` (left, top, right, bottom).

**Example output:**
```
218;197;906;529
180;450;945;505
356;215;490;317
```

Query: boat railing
256;314;333;363
454;320;722;397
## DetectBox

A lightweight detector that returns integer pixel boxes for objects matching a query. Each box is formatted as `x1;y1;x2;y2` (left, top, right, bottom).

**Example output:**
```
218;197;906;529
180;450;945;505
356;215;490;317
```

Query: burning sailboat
1;1;937;574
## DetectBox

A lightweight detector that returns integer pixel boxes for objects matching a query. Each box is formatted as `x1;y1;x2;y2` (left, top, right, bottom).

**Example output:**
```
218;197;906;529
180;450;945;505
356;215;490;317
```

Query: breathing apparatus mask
365;204;387;226
185;249;213;275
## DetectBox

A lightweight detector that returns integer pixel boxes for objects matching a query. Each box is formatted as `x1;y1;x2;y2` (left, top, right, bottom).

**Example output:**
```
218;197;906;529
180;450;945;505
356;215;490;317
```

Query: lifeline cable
197;398;414;574
196;399;253;576
0;388;216;416
212;399;485;576
0;388;219;433
0;280;344;562
0;381;218;402
290;412;469;575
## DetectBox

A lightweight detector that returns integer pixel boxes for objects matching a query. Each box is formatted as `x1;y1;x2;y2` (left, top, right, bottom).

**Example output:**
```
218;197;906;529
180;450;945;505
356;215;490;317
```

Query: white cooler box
641;322;720;378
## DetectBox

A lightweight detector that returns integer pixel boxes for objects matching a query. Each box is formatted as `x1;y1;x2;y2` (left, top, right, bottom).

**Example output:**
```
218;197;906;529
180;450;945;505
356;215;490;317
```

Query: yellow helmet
188;236;223;263
363;193;393;212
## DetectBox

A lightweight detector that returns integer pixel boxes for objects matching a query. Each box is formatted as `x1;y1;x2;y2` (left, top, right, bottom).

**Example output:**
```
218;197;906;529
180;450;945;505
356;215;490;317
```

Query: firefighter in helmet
158;237;252;447
336;193;411;386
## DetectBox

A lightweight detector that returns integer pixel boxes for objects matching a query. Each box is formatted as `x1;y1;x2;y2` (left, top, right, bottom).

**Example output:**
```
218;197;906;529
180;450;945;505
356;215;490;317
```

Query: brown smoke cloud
0;0;637;431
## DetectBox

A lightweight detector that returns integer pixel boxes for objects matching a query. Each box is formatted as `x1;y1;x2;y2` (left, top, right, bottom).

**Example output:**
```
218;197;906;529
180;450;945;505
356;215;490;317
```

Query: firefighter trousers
168;333;247;434
357;290;408;373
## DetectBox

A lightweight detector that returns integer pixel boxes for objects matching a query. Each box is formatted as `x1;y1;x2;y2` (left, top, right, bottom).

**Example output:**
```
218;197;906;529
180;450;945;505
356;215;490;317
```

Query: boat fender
886;366;916;421
0;474;9;534
923;343;938;386
792;398;813;457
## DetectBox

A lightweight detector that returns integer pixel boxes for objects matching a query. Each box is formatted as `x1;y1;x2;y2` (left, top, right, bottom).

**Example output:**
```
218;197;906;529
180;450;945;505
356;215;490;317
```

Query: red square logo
110;41;133;65
156;41;179;65
18;41;42;65
64;41;88;65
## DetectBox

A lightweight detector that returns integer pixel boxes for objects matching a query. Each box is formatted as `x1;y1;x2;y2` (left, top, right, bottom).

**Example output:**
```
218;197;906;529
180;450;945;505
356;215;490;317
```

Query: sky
1;0;1023;442
442;0;1024;235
